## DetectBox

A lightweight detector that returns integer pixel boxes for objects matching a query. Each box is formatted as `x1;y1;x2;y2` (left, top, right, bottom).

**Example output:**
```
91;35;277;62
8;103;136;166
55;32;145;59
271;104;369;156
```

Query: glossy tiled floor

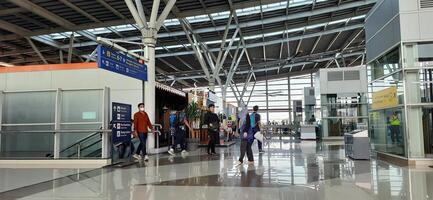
1;137;432;200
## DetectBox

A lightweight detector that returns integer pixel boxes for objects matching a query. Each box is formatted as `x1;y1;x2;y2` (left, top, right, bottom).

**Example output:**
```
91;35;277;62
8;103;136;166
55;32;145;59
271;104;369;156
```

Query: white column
143;32;157;152
403;44;424;158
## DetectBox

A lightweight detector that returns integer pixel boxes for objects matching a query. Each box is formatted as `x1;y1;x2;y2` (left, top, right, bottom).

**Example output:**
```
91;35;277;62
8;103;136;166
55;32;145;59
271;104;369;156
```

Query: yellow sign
372;87;398;110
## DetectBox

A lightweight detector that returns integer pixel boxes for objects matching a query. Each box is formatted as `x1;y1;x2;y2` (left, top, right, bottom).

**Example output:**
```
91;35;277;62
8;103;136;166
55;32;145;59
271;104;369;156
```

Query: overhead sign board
97;45;147;81
372;87;398;110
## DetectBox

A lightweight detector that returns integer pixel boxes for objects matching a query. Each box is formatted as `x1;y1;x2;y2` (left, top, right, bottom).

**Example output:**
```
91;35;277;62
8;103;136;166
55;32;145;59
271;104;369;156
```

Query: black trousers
239;140;253;162
172;128;186;150
390;125;401;143
208;131;218;154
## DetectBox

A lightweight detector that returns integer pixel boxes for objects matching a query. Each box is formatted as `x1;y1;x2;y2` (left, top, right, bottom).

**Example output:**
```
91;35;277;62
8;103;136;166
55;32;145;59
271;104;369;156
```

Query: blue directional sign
112;102;132;144
97;45;147;81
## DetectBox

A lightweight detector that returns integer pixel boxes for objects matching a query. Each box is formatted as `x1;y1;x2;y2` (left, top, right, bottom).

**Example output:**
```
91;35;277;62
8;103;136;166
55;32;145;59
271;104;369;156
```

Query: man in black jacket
203;104;220;155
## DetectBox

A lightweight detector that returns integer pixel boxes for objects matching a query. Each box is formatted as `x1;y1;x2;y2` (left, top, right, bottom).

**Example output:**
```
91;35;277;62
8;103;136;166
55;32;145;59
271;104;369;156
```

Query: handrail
60;132;101;154
59;127;106;154
0;129;112;133
67;139;102;158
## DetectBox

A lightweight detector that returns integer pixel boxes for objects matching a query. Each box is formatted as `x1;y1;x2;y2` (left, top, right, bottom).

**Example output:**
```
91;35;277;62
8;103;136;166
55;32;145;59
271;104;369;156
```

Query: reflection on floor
0;137;433;200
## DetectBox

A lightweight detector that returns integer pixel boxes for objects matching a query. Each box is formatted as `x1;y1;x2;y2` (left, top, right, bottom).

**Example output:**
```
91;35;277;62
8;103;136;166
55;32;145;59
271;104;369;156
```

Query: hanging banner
97;45;147;81
112;102;132;144
372;87;398;110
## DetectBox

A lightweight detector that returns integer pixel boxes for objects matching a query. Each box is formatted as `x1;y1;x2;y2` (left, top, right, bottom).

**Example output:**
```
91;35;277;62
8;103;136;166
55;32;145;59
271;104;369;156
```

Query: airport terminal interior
0;0;433;199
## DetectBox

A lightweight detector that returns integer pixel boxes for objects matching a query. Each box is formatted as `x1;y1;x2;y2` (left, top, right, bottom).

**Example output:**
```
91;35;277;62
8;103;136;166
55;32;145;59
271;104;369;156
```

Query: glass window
369;108;405;157
2;91;56;124
369;47;401;80
61;90;102;123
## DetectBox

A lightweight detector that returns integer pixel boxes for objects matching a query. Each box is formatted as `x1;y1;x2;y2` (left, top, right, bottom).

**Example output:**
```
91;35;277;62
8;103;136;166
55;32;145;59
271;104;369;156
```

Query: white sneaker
181;150;188;154
168;148;175;156
133;154;141;160
144;155;149;161
235;161;243;167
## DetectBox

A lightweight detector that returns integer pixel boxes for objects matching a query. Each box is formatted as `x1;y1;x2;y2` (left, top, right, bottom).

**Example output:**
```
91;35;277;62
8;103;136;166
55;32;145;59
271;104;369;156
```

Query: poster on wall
111;102;132;144
97;45;148;81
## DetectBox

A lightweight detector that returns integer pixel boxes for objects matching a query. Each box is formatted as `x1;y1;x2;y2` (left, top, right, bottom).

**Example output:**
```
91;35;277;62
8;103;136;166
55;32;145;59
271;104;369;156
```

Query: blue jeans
136;133;147;156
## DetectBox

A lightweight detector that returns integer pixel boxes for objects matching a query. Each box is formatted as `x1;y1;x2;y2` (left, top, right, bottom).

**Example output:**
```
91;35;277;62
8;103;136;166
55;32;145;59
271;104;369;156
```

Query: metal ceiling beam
157;0;176;30
225;48;246;90
156;23;363;57
0;19;32;35
25;37;48;64
0;47;52;57
14;13;50;29
58;0;101;23
158;58;181;71
96;0;126;19
0;18;85;61
7;0;96;41
163;51;364;81
67;32;75;63
0;8;26;16
134;0;148;29
163;45;364;77
44;0;374;47
180;20;212;81
2;0;371;45
342;29;364;51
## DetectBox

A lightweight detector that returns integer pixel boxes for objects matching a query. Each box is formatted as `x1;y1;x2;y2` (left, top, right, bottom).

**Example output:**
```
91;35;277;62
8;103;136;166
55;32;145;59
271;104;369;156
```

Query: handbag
254;131;264;143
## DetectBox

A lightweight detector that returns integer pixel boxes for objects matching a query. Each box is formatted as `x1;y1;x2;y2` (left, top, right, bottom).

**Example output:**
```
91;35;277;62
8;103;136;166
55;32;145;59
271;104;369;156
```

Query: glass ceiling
44;0;329;40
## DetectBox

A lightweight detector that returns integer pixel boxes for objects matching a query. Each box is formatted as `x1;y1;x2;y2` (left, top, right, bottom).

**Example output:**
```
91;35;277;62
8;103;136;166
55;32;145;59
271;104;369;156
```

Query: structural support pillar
288;77;292;123
403;44;424;158
143;31;157;152
266;69;269;124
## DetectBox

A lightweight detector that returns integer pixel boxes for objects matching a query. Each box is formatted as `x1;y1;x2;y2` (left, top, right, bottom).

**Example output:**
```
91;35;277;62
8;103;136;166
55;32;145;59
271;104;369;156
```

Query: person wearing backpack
251;105;264;153
168;110;192;156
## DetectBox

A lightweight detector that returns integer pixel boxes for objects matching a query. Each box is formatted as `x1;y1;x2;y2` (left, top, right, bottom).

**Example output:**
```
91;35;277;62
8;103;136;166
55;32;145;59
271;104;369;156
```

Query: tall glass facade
369;42;433;158
214;74;317;123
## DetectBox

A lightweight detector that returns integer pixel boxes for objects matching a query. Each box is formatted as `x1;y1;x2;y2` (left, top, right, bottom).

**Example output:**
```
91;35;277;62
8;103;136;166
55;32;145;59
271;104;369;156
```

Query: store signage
97;45;147;81
207;90;218;103
112;102;132;144
372;87;398;110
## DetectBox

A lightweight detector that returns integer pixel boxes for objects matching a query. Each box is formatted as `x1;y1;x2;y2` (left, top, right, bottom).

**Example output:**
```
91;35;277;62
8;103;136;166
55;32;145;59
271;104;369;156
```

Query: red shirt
133;111;152;133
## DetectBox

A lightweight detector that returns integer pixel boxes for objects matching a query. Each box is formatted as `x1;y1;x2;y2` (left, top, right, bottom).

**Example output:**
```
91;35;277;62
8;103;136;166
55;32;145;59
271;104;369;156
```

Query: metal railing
0;129;111;159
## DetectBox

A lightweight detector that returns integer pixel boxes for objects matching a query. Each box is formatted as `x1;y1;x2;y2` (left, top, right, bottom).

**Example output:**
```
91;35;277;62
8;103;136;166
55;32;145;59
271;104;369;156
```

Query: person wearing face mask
133;103;154;161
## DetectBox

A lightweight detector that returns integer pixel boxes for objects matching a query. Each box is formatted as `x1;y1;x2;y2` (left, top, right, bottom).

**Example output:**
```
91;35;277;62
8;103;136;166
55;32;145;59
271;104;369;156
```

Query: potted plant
185;101;201;151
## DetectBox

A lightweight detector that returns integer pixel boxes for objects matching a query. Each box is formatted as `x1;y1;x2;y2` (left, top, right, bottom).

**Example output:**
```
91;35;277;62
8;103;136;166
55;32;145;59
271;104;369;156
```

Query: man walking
133;103;154;161
168;110;192;156
203;104;220;155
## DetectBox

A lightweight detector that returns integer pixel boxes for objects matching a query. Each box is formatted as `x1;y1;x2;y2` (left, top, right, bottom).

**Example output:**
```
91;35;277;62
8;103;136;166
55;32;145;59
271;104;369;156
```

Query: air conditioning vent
328;71;343;81
420;0;433;9
344;70;360;80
